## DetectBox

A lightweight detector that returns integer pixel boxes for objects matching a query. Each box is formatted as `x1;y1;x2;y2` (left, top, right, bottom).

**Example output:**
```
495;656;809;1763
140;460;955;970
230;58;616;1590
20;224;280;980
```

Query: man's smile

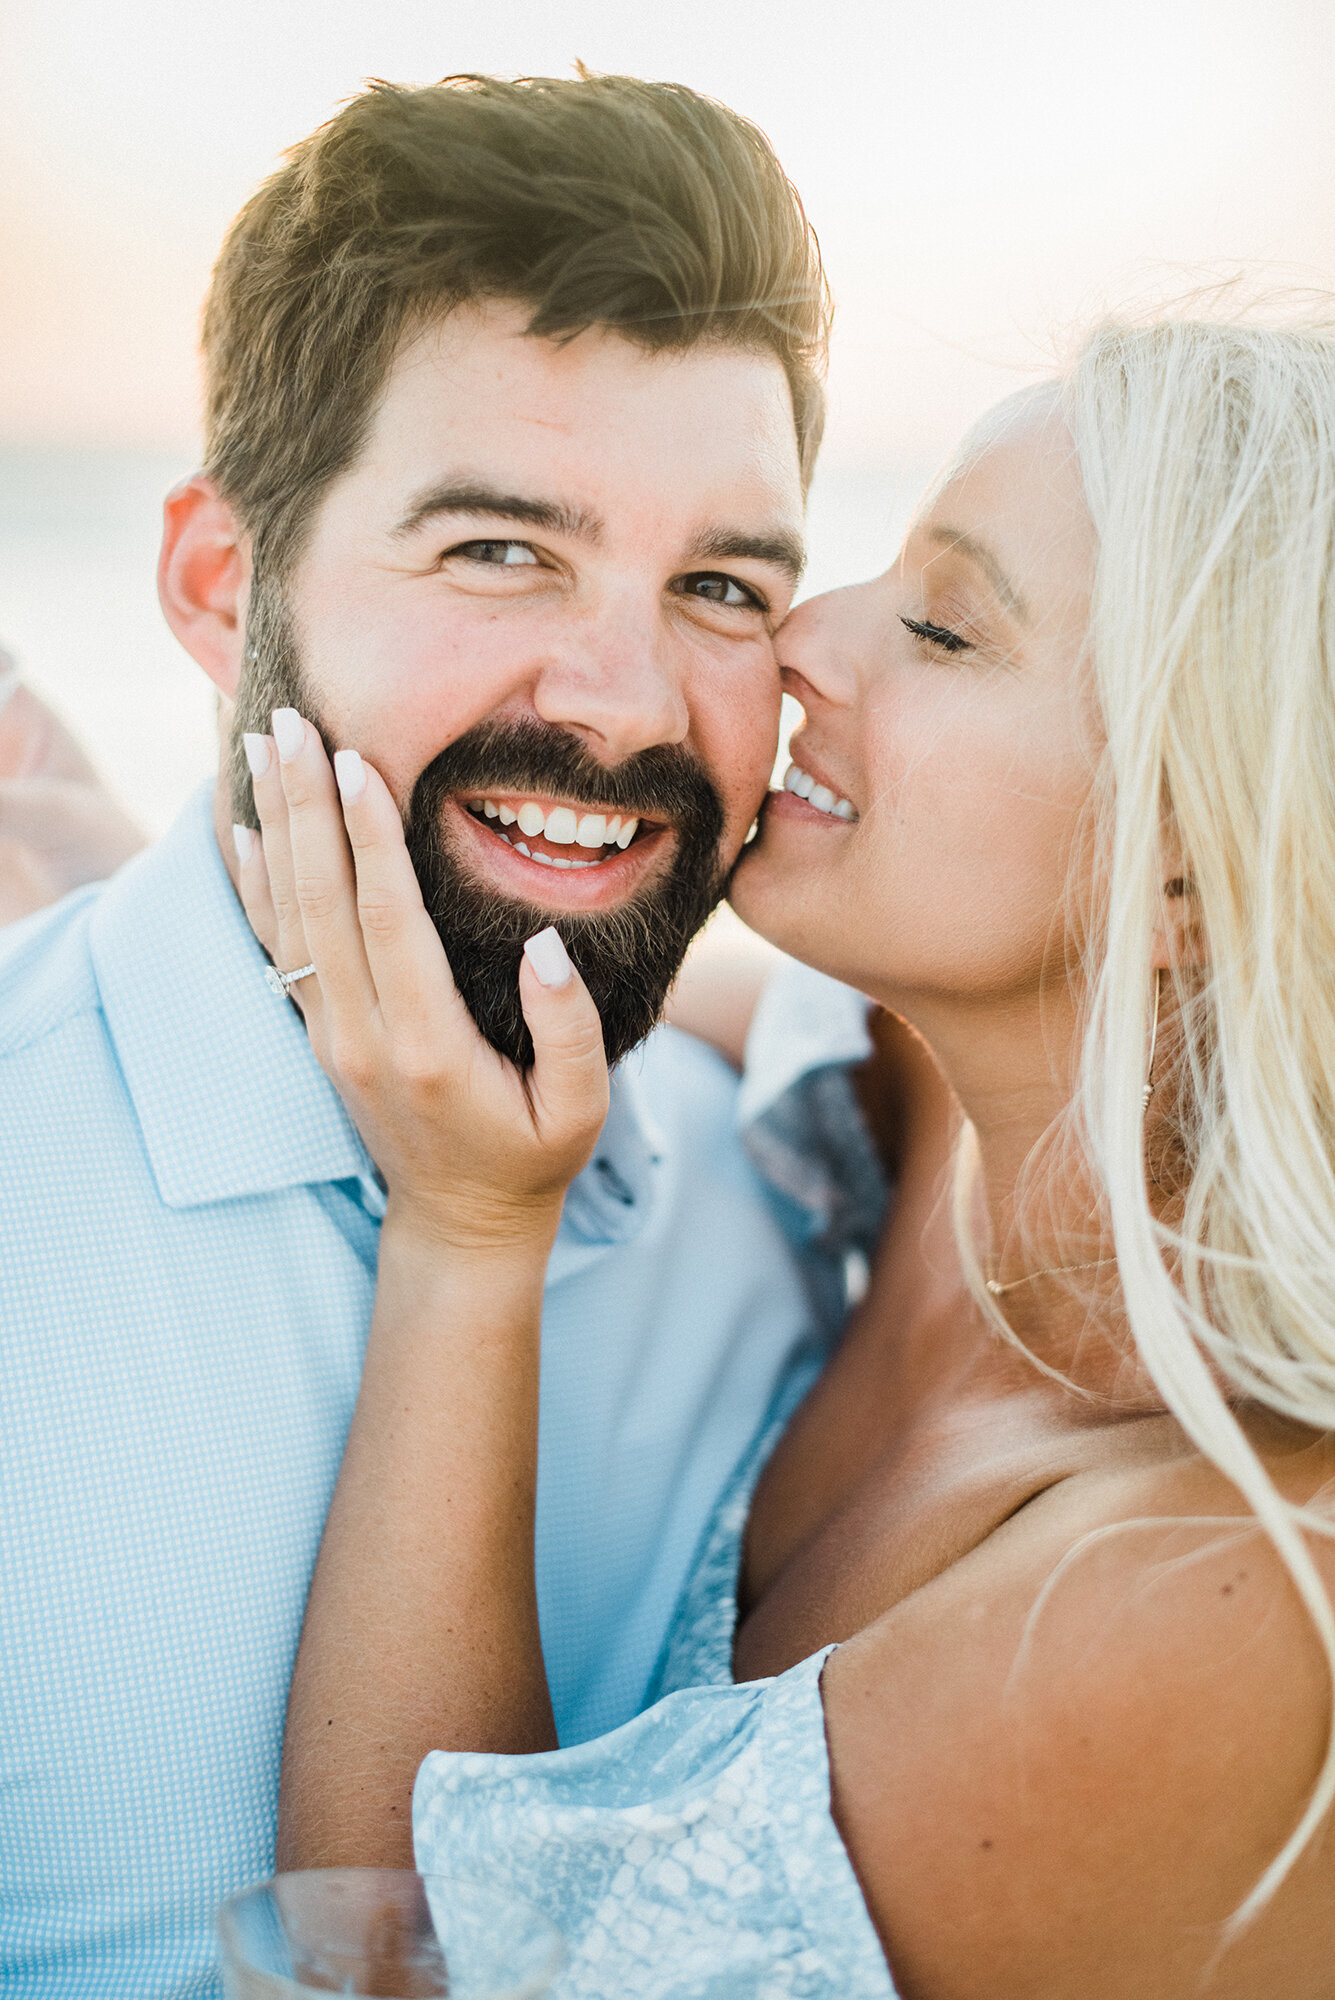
448;789;673;910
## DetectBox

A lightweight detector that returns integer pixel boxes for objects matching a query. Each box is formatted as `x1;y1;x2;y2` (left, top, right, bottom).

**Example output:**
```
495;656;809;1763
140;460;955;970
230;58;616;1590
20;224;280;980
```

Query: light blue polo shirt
0;784;822;1998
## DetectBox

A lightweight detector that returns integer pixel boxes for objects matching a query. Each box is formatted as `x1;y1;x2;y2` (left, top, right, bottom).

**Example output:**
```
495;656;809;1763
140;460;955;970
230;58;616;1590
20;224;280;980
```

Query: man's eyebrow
926;526;1029;622
685;526;806;585
393;479;604;543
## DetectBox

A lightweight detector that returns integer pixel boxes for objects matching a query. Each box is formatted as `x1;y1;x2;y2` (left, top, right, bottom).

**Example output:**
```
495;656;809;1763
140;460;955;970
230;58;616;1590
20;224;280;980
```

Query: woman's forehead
914;411;1094;608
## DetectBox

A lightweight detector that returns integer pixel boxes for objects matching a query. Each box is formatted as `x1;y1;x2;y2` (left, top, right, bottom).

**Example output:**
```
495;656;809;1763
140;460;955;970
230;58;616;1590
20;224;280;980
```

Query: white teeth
474;795;643;851
503;831;608;868
783;763;856;822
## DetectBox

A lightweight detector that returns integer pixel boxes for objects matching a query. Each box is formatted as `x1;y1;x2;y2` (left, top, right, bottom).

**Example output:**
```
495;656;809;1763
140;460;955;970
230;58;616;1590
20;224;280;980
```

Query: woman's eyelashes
900;614;974;655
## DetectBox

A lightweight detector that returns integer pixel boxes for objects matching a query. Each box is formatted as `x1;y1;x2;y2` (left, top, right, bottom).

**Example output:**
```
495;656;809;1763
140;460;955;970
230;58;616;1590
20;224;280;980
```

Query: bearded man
0;72;837;1998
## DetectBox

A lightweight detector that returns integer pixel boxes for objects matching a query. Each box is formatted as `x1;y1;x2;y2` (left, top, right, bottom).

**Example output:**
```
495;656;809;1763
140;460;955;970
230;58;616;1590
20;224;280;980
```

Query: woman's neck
860;989;1165;1410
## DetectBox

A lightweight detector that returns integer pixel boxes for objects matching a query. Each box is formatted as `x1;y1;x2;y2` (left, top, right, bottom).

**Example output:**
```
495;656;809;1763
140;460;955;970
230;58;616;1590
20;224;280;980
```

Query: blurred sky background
3;0;1335;830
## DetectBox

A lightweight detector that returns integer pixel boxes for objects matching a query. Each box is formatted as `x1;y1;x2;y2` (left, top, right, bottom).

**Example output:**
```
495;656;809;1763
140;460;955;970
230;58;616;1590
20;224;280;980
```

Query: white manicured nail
243;733;271;778
271;708;305;763
231;823;255;866
334;749;366;802
523;926;573;989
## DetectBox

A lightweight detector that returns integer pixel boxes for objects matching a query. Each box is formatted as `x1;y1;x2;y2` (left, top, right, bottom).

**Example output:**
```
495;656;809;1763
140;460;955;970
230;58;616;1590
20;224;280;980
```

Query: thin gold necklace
983;970;1162;1301
985;1256;1117;1299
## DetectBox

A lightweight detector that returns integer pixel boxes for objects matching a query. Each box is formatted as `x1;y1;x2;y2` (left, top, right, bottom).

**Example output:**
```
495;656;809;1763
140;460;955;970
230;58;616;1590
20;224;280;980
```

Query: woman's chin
728;828;820;959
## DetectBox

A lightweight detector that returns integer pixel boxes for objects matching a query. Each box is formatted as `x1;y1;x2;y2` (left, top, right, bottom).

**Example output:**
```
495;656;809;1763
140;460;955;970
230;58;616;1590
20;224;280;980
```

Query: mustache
404;717;727;1069
404;718;722;839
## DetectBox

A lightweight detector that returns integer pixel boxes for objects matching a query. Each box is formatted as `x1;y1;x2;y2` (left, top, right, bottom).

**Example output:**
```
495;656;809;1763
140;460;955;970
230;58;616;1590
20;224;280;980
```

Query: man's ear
157;476;251;700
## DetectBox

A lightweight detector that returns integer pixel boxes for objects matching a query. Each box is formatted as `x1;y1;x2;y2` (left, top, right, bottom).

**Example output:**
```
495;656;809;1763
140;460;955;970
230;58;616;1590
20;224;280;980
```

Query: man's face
233;301;804;1063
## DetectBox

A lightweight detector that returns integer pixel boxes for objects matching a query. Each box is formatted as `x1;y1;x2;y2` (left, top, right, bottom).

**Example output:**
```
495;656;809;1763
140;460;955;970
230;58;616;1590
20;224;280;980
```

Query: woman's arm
664;909;787;1070
237;716;608;1870
277;1224;556;1868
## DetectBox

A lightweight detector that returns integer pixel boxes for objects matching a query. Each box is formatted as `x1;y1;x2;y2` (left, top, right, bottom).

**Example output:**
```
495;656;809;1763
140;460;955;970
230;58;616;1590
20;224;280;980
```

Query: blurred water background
4;2;1332;837
0;450;932;836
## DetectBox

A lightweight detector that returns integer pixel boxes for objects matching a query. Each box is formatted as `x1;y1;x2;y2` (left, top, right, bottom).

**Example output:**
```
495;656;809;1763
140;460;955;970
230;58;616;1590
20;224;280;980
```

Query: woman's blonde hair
955;316;1335;1926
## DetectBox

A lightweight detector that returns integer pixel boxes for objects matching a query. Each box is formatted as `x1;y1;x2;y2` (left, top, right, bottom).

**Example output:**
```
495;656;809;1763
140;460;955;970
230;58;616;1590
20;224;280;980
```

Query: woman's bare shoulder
821;1440;1335;1999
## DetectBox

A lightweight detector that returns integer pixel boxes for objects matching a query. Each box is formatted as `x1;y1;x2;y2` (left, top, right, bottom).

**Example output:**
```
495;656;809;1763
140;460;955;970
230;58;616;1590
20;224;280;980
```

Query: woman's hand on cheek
234;709;610;1252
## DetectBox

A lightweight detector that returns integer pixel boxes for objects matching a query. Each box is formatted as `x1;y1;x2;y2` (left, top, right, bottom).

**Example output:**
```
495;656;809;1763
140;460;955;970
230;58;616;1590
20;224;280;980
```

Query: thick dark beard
230;577;729;1067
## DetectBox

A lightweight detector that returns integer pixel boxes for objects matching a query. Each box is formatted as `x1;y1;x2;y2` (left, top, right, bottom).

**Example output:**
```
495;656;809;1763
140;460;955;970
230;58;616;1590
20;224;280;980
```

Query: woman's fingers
270;710;377;1021
231;820;279;962
245;731;316;1011
331;748;469;1046
520;929;610;1154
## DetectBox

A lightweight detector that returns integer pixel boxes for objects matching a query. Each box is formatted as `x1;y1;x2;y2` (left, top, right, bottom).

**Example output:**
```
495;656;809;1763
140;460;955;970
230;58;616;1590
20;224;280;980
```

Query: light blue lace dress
413;1351;898;1999
414;967;899;1996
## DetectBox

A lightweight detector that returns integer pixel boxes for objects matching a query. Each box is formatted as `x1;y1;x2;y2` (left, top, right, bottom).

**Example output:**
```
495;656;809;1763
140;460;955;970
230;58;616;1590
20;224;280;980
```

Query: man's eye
449;540;540;567
674;572;764;609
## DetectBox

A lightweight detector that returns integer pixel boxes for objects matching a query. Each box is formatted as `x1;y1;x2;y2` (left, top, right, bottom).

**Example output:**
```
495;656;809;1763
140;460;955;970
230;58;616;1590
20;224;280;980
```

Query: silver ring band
264;962;317;998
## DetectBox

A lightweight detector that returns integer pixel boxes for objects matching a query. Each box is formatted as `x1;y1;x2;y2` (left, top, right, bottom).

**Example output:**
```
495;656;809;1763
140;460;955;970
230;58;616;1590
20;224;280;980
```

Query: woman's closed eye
900;615;973;655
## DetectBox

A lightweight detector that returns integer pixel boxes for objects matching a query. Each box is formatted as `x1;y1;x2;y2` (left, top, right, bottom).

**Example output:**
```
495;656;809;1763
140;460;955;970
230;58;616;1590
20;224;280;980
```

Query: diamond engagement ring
264;963;317;999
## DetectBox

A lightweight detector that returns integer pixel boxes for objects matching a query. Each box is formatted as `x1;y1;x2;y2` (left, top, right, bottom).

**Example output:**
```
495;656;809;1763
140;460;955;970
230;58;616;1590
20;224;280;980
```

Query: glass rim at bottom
215;1866;565;2000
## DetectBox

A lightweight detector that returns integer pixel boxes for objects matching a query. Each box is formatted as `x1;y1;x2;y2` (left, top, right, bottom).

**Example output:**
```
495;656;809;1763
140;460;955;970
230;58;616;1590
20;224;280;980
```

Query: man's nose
530;605;690;763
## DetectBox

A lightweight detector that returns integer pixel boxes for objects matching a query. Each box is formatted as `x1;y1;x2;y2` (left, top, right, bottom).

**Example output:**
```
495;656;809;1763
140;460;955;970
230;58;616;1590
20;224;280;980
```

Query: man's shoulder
0;882;106;1065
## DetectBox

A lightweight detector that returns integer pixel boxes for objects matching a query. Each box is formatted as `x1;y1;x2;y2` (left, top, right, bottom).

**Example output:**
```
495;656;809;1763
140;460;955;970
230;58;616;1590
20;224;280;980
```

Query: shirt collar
90;785;376;1209
90;783;664;1241
736;956;885;1253
736;956;874;1133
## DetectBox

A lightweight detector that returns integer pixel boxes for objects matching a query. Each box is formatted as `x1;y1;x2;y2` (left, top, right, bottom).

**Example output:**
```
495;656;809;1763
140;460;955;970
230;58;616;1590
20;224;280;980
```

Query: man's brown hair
202;72;830;575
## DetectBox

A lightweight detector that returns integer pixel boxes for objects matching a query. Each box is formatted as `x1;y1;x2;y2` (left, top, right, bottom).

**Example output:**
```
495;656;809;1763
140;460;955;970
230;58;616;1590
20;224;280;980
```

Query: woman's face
731;403;1101;1025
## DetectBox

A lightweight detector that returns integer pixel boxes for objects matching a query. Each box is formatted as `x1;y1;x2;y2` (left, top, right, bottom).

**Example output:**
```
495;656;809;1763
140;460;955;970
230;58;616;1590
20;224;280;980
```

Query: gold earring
1142;967;1163;1113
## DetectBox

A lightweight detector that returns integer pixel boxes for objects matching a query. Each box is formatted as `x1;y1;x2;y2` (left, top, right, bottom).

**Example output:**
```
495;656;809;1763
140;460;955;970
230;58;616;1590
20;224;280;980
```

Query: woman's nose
775;583;872;708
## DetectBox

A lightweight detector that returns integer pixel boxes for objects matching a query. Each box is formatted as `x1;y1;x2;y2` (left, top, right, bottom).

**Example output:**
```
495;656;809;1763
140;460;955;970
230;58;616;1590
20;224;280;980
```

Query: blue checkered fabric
0;785;820;1998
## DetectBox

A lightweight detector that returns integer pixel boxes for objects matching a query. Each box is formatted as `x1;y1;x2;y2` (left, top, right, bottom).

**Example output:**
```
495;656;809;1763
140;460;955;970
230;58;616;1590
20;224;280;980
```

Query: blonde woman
242;317;1335;1997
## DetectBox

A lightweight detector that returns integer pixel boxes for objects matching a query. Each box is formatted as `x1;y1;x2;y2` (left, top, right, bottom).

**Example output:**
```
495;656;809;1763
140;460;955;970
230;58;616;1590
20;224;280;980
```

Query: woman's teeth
783;762;856;820
466;797;640;868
